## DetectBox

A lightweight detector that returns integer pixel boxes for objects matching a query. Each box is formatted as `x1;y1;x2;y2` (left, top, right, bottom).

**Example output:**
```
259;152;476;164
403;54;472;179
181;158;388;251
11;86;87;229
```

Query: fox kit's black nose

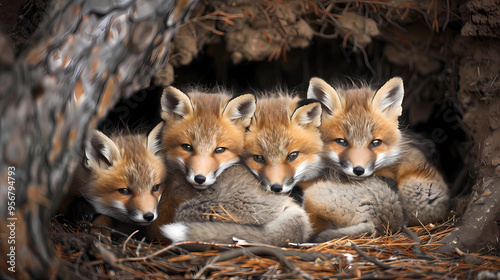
353;166;365;176
143;212;155;222
194;174;206;184
270;184;283;192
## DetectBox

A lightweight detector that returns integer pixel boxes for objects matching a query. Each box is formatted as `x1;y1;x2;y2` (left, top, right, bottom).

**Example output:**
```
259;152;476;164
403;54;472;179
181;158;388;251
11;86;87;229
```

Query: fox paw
399;180;449;225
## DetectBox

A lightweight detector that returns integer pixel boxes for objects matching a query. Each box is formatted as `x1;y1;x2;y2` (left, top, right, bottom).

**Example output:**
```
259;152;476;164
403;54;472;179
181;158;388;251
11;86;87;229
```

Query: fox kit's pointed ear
222;94;256;128
372;77;404;118
161;86;194;121
307;77;342;116
291;100;322;128
147;122;163;155
85;131;121;170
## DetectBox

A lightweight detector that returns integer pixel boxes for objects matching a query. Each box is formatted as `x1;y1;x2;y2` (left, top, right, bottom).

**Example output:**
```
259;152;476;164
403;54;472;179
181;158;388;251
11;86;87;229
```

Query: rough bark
0;0;196;278
435;5;500;252
436;107;500;253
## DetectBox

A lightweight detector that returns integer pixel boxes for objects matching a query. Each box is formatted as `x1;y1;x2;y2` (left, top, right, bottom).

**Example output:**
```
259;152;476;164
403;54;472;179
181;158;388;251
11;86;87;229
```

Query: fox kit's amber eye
152;184;160;192
118;188;131;195
334;138;348;146
371;139;382;147
214;147;226;154
287;151;299;161
253;155;265;163
181;144;193;152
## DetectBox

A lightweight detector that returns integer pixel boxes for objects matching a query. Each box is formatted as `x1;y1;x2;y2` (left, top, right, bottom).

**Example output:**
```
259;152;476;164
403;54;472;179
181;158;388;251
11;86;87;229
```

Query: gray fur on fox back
304;176;406;242
160;164;312;246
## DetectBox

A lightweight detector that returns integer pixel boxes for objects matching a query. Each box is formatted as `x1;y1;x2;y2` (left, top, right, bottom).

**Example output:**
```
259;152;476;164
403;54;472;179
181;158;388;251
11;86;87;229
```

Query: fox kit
153;88;311;245
307;77;450;225
149;87;257;234
304;174;406;242
160;86;256;189
243;94;325;193
59;123;165;231
159;164;312;246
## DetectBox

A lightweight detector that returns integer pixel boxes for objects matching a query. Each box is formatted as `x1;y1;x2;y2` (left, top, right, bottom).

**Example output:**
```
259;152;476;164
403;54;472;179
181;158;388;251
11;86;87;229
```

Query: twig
349;241;392;269
203;205;230;223
210;246;317;280
218;203;238;223
261;264;279;279
414;213;434;243
193;20;224;36
116;244;177;263
313;29;338;39
135;236;146;256
442;0;450;31
122;229;140;254
88;224;130;239
403;228;437;260
359;44;376;75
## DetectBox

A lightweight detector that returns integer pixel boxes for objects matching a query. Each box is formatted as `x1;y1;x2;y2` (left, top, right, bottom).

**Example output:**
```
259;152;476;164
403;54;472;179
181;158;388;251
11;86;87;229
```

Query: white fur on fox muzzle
90;199;130;223
281;183;295;193
339;161;373;178
186;160;239;189
130;210;158;225
374;152;399;170
293;156;323;185
186;170;215;189
262;181;294;193
344;167;373;178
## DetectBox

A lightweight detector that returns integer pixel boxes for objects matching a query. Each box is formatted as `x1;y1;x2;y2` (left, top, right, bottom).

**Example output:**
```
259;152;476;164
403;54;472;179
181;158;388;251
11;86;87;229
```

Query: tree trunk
435;0;500;252
0;0;196;278
436;95;500;253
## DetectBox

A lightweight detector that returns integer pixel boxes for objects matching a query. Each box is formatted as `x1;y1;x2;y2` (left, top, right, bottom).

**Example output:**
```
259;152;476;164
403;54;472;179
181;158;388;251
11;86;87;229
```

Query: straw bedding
51;215;500;279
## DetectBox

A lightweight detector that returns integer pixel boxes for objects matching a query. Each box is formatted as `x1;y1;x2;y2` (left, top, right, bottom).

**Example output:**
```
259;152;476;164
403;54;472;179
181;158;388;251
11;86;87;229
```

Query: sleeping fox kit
152;87;312;246
307;77;450;226
58;123;165;233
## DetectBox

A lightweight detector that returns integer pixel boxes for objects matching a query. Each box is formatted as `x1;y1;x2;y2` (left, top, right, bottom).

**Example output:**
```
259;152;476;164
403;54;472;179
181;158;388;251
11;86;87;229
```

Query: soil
460;0;500;37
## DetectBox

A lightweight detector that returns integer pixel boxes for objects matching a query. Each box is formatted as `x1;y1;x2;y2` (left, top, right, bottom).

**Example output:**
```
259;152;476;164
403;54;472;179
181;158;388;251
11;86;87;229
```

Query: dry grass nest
50;215;500;279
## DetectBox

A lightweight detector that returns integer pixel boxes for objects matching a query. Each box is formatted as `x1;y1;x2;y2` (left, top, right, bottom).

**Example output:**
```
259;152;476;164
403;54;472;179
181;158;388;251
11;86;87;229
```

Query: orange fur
160;87;256;189
85;134;164;217
243;94;325;193
149;87;257;237
308;80;403;178
308;77;450;225
58;124;166;230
